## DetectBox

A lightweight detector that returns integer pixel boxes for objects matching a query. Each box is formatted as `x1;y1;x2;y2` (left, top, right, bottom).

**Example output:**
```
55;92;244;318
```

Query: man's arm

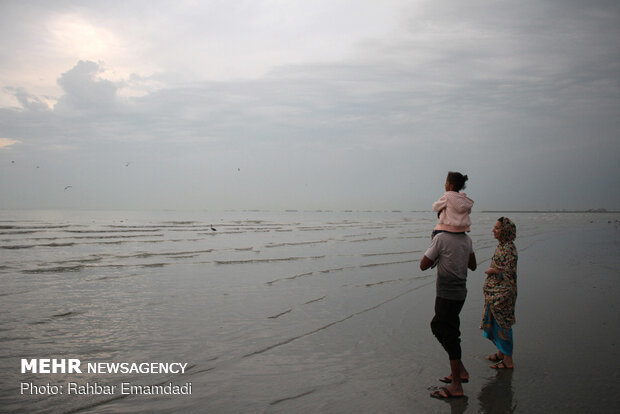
420;255;434;271
468;252;477;271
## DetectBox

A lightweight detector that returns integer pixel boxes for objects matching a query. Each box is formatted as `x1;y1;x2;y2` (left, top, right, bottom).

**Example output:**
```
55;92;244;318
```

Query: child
432;172;473;238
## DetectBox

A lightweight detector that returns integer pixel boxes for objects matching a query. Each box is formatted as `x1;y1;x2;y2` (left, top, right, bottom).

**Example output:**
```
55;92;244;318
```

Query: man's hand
468;253;477;271
420;255;434;271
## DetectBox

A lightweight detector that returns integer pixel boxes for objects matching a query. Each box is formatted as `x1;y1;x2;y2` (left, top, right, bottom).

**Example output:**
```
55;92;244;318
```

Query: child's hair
447;171;468;191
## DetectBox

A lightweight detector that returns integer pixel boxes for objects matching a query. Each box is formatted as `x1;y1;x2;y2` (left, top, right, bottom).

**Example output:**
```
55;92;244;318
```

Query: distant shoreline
1;208;618;214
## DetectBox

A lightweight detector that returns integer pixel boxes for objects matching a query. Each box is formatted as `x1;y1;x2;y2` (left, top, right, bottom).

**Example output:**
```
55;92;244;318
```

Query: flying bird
125;162;131;167
64;186;72;191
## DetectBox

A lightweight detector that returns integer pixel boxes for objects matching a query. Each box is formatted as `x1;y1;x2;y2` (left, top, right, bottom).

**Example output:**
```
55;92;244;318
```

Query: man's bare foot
430;386;465;399
445;383;464;397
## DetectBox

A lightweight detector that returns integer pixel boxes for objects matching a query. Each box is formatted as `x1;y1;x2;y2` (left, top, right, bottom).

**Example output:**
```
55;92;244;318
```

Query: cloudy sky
1;0;618;211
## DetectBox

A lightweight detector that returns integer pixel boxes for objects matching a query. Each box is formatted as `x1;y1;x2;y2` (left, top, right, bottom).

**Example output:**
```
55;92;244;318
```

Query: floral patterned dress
481;218;518;353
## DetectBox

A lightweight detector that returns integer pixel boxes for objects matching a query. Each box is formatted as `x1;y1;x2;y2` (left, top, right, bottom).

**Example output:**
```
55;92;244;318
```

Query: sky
0;0;618;211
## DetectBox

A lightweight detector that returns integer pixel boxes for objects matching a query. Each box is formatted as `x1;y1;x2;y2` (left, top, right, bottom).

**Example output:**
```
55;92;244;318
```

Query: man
420;231;477;399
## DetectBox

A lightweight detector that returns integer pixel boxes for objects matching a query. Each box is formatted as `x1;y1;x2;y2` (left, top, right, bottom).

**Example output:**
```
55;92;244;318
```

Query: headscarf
497;217;516;243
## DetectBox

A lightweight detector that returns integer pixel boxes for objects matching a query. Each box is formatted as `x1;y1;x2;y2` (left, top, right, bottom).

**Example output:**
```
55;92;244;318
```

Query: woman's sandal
485;353;503;362
490;360;513;370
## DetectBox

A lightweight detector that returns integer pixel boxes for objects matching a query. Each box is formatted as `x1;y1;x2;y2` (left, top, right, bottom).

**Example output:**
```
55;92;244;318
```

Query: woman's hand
485;267;500;276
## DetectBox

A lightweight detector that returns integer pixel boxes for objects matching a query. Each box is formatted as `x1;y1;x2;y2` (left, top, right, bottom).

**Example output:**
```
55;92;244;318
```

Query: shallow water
0;210;617;413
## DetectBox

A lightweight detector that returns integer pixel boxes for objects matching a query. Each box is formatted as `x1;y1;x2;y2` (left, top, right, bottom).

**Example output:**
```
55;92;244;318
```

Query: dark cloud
6;87;49;111
0;1;618;210
55;60;118;112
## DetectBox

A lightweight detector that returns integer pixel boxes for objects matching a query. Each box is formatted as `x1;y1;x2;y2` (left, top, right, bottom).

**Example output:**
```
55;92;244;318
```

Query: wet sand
413;221;620;413
226;222;619;414
3;213;618;413
96;220;619;414
466;222;620;414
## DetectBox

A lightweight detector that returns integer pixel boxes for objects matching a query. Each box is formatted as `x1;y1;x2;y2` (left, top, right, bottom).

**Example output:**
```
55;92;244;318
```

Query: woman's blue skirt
482;305;513;356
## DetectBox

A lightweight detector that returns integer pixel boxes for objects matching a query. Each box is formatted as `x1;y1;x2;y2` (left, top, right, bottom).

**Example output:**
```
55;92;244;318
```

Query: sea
1;209;617;413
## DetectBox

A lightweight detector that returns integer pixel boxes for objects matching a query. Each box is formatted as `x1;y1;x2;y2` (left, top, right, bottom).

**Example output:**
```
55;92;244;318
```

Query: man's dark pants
430;297;465;360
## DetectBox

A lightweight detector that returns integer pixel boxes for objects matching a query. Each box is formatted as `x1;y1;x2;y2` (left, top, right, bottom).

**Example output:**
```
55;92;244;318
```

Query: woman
481;217;517;369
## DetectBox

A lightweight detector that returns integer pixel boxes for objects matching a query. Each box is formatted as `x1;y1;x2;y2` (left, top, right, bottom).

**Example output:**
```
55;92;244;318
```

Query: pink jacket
433;191;474;232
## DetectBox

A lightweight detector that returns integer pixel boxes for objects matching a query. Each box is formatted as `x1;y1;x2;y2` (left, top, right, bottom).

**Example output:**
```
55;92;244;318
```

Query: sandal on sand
490;360;513;370
485;353;503;362
439;376;469;384
430;387;464;399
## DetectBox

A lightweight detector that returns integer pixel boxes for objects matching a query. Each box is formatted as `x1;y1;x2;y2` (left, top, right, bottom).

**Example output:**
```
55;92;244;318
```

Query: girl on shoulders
432;172;474;238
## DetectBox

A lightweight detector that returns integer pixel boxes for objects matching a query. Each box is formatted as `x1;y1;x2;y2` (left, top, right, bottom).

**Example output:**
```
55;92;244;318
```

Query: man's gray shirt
424;232;473;301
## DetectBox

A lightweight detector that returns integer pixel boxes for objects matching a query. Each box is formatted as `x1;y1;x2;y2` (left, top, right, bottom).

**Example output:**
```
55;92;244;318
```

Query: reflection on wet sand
427;386;469;414
447;396;470;414
478;370;515;413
